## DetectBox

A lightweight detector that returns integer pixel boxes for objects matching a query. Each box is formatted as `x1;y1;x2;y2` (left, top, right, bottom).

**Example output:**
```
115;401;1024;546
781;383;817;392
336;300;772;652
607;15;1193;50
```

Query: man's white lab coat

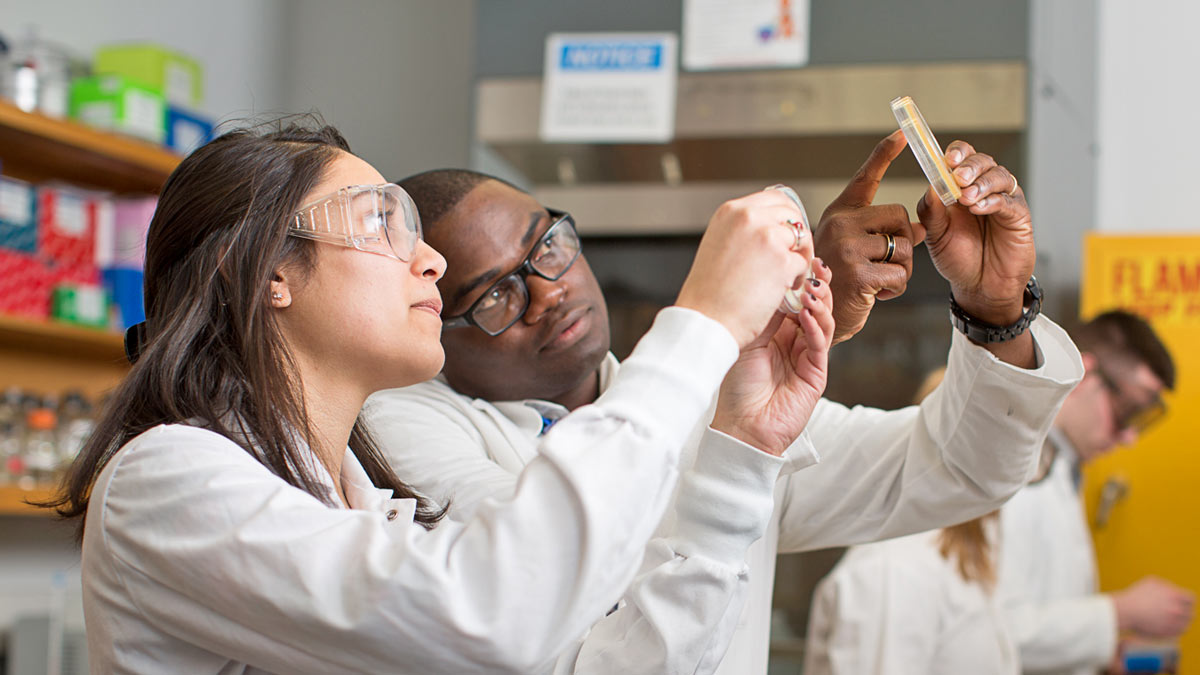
366;316;1085;675
997;430;1118;675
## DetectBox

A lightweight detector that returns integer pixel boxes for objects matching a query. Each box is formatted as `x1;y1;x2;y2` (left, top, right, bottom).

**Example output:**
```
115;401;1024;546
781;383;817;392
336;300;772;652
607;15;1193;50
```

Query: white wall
0;0;291;120
1027;0;1098;296
1095;1;1200;233
283;0;476;180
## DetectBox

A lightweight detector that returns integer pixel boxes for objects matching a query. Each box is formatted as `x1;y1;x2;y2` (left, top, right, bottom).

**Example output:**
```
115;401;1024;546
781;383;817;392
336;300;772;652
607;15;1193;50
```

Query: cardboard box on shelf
166;106;214;155
101;197;155;270
69;75;166;145
102;267;144;330
0;249;52;319
52;283;109;329
94;43;203;108
37;185;97;271
0;177;38;254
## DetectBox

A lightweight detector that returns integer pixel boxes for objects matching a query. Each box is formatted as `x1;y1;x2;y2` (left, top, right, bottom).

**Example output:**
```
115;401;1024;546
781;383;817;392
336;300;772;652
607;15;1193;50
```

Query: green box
52;284;110;329
69;75;166;144
95;43;203;108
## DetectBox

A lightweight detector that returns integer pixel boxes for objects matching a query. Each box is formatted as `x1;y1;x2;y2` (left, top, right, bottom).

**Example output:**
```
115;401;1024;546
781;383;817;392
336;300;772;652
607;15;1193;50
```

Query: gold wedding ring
881;232;896;263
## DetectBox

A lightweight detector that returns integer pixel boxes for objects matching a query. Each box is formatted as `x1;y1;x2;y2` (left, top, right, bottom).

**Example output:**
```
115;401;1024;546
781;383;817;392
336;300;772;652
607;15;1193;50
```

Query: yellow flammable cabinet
1082;233;1200;672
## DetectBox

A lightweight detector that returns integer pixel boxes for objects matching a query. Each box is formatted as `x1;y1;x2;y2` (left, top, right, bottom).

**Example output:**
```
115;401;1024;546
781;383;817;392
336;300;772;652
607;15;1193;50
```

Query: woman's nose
414;240;447;282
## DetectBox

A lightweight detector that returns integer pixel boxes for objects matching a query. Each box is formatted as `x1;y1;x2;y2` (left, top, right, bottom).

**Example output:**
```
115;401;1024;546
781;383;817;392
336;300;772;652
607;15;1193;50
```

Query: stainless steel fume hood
475;61;1026;235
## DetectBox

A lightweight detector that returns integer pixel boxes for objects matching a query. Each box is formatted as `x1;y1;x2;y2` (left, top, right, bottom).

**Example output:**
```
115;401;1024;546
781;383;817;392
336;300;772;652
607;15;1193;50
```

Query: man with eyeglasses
364;134;1087;674
996;310;1194;675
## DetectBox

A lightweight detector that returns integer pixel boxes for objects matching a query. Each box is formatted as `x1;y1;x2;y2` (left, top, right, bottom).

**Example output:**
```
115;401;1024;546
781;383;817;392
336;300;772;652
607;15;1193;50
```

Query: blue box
166;106;214;154
102;267;145;330
0;176;38;253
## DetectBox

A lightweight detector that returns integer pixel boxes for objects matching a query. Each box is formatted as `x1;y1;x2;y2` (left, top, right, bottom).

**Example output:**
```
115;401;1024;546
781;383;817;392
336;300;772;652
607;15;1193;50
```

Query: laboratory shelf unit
1;102;175;516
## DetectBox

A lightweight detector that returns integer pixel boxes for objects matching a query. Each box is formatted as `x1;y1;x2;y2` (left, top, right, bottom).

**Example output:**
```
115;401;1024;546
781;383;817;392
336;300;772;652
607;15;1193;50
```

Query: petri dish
891;96;962;207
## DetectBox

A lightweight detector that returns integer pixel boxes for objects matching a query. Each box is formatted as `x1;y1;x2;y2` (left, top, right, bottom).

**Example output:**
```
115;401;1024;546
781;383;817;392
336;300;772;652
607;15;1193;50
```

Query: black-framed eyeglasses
442;209;582;336
1095;367;1168;434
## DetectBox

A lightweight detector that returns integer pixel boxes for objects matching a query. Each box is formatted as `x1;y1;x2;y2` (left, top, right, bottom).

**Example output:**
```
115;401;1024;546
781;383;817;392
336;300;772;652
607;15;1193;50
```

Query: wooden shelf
0;103;153;399
0;99;179;193
0;314;129;398
0;484;57;517
0;314;125;361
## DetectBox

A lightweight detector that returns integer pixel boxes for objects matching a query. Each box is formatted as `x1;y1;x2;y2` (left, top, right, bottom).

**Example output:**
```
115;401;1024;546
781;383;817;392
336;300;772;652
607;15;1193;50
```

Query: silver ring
881;232;896;263
786;218;806;251
1007;175;1019;197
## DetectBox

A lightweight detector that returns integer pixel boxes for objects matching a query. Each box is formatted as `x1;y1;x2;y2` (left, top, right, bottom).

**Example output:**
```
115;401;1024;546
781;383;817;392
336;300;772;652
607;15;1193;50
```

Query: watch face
1026;276;1044;302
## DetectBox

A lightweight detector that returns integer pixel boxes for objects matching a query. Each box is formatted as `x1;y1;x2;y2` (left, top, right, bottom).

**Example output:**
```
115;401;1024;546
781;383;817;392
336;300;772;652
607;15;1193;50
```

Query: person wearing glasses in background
997;310;1195;675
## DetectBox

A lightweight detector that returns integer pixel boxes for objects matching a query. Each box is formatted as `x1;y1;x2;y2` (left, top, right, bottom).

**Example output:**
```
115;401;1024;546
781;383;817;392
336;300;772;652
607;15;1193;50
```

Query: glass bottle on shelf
22;400;59;487
0;31;12;106
0;387;25;485
8;26;77;117
57;391;94;471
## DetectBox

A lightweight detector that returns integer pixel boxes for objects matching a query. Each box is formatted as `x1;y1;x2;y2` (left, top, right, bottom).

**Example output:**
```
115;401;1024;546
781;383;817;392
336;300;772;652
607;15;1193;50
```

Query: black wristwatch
949;276;1043;344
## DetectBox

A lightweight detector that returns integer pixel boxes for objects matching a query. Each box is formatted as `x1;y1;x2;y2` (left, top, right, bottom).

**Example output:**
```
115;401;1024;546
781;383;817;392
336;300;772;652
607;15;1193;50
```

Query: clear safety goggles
289;183;422;262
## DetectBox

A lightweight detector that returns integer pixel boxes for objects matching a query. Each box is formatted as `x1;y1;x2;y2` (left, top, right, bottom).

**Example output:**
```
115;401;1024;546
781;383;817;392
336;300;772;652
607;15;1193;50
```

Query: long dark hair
42;120;444;532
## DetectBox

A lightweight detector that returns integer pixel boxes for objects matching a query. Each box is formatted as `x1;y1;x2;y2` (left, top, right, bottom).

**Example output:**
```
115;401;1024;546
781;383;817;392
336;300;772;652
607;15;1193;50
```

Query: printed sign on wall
683;0;810;71
540;33;678;143
1082;233;1200;323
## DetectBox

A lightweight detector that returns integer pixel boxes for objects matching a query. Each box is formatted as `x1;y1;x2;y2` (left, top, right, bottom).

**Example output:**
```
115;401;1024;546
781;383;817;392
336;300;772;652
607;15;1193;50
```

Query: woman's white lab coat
80;308;783;674
805;528;1018;675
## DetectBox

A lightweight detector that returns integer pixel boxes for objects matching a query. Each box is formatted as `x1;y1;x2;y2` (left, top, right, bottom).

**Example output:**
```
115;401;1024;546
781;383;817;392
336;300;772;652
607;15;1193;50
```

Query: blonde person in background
804;367;1016;675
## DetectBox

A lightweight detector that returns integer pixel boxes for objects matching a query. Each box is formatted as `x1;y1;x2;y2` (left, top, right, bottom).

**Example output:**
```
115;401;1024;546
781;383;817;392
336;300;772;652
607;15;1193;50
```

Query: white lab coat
804;528;1018;675
81;308;789;674
996;430;1118;675
365;315;1085;675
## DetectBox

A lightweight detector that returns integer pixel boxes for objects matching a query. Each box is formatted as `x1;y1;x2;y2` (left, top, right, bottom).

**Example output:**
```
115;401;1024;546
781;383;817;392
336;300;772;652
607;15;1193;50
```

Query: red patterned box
0;249;53;319
37;184;98;271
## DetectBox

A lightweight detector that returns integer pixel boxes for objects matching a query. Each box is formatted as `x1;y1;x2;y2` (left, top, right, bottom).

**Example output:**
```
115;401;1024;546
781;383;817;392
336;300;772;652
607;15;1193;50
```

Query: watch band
949;276;1043;344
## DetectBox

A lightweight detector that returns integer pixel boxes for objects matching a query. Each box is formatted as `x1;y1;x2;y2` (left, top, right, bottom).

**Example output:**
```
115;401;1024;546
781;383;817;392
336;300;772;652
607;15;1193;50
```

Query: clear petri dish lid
890;96;962;207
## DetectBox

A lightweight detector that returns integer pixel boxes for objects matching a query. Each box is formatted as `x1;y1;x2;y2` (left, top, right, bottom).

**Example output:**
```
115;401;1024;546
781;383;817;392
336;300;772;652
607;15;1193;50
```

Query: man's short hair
1072;310;1176;390
397;168;522;232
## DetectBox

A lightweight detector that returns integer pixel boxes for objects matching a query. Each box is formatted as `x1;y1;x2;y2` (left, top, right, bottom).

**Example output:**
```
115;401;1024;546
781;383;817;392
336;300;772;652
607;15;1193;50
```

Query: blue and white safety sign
540;33;678;143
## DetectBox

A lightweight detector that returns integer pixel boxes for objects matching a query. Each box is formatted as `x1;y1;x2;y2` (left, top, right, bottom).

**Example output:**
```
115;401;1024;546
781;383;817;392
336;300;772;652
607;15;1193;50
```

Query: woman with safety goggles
42;121;833;673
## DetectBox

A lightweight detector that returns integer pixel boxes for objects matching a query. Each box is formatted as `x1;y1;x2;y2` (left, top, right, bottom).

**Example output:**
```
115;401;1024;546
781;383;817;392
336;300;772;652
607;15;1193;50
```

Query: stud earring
272;292;283;301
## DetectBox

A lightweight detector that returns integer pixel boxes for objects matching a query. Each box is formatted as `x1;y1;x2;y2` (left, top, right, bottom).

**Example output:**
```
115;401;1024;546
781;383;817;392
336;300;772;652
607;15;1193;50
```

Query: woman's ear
269;269;293;308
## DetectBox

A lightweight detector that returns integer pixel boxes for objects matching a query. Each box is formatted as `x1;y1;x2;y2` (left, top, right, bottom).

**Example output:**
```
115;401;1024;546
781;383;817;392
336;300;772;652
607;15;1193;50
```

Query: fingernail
955;167;973;182
963;186;979;200
817;259;826;268
947;150;962;164
976;197;989;208
809;292;817;301
809;278;821;287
